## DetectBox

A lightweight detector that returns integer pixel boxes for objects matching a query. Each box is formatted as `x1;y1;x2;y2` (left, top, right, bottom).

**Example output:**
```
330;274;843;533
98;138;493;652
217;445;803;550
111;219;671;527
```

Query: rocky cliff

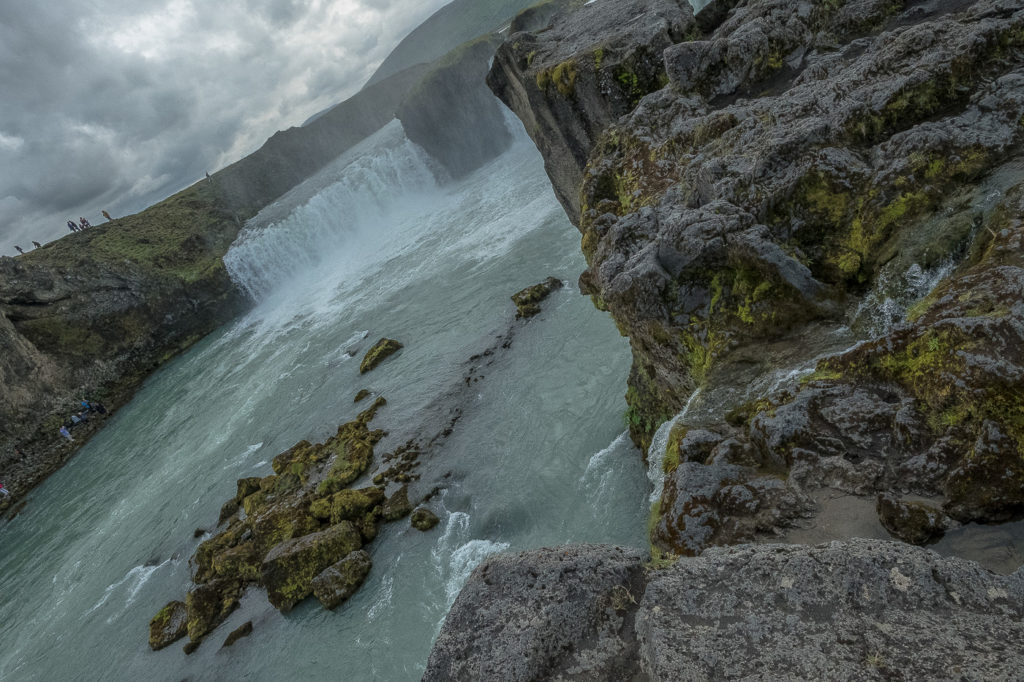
424;0;1024;676
487;0;1024;540
0;181;247;508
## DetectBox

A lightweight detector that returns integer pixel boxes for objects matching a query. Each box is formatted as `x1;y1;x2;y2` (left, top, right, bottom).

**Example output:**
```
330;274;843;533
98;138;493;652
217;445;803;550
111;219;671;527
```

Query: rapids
0;121;648;680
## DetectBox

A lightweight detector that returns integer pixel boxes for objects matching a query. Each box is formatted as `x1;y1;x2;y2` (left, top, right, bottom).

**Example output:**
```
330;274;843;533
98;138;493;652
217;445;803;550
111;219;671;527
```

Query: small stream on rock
0;121;648;680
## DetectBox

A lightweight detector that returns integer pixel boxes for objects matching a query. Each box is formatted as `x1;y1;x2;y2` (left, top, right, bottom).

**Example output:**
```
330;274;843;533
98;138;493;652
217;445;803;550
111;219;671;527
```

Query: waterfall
223;119;444;299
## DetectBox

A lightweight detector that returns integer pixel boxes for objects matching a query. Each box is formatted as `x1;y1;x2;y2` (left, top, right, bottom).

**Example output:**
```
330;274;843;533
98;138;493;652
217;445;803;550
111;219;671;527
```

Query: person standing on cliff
102;210;112;222
32;241;41;248
0;481;9;498
14;245;24;254
79;217;90;229
59;425;73;442
67;220;78;232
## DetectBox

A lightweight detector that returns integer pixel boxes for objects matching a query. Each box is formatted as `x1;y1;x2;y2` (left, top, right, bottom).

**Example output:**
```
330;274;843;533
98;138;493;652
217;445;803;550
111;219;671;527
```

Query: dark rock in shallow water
425;545;646;682
353;389;371;403
410;507;440;531
260;522;363;611
510;277;563;319
148;600;188;651
185;578;243;643
359;338;403;374
217;498;239;526
382;484;413;521
428;541;1024;681
312;550;373;610
876;493;952;545
221;621;253;648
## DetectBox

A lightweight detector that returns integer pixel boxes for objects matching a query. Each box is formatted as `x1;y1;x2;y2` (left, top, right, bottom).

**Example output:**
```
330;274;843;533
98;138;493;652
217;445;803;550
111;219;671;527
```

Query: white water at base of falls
0;122;647;681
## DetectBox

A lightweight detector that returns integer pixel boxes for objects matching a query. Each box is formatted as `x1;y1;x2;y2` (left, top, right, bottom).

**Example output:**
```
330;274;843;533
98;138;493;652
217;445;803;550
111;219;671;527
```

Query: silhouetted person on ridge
67;220;78;232
32;241;41;248
102;210;112;221
14;246;24;254
79;217;90;229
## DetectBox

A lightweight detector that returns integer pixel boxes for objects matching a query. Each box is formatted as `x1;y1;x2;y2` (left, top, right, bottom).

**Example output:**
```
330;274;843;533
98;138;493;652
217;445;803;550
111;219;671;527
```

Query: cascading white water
223;120;444;299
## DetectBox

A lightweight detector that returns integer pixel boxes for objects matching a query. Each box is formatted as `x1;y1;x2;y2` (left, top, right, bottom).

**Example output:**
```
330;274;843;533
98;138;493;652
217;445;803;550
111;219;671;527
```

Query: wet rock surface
511;276;564;318
311;550;373;610
427;540;1024;681
359;338;404;374
410;507;440;531
221;621;253;648
490;0;1024;553
148;600;188;651
425;545;647;682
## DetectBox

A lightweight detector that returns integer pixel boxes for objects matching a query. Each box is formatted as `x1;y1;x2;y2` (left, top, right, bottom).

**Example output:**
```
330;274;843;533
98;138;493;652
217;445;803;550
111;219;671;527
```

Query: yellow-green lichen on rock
359;338;403;374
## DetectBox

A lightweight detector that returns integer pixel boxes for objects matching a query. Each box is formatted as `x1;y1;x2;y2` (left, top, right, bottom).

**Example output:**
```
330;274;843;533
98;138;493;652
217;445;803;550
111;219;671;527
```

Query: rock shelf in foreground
426;540;1024;681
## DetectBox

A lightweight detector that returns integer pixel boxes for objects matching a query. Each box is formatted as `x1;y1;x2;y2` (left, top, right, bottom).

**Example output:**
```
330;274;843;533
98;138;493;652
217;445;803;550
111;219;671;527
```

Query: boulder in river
312;549;373;610
260;521;364;611
410;507;440;531
382;484;413;521
148;600;188;651
185;578;243;642
221;621;253;648
510;277;564;318
359;338;403;374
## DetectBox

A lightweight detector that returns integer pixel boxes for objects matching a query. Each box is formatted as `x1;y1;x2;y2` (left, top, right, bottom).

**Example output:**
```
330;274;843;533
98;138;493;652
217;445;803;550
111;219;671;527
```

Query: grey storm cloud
0;0;450;255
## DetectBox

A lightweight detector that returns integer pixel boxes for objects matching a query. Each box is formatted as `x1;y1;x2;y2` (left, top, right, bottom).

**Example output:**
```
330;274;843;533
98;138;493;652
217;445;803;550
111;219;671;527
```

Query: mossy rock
271;439;327;477
242;491;268;517
217;498;240;526
235;477;262;503
359;338;403;374
212;542;262;582
382;485;413;521
310;487;384;525
250;505;319;555
354;389;371;403
411;507;440;531
511;277;564;318
185;578;243;642
193;521;247;584
149;600;188;651
260;522;363;611
311;550;373;610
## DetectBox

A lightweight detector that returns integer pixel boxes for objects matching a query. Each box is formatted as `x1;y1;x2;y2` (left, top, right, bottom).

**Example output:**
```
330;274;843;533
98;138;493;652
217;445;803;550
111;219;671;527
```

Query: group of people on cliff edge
58;400;107;442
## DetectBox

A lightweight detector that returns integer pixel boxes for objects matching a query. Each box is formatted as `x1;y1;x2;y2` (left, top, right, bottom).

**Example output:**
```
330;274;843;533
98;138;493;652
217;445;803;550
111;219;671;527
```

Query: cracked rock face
426;540;1024;681
489;0;1024;555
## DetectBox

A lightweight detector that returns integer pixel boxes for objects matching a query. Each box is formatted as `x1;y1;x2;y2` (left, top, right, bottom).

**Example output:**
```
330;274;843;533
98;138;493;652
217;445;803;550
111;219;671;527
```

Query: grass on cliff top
25;180;239;283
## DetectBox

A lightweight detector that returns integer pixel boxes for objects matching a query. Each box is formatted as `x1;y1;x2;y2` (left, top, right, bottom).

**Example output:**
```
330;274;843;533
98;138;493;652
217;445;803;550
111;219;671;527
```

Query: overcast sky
0;0;451;256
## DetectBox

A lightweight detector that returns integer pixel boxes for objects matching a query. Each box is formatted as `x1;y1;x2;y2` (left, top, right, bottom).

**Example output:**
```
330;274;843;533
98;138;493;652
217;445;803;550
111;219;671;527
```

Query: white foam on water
431;511;509;612
581;431;631;500
84;559;173;620
367;573;394;622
